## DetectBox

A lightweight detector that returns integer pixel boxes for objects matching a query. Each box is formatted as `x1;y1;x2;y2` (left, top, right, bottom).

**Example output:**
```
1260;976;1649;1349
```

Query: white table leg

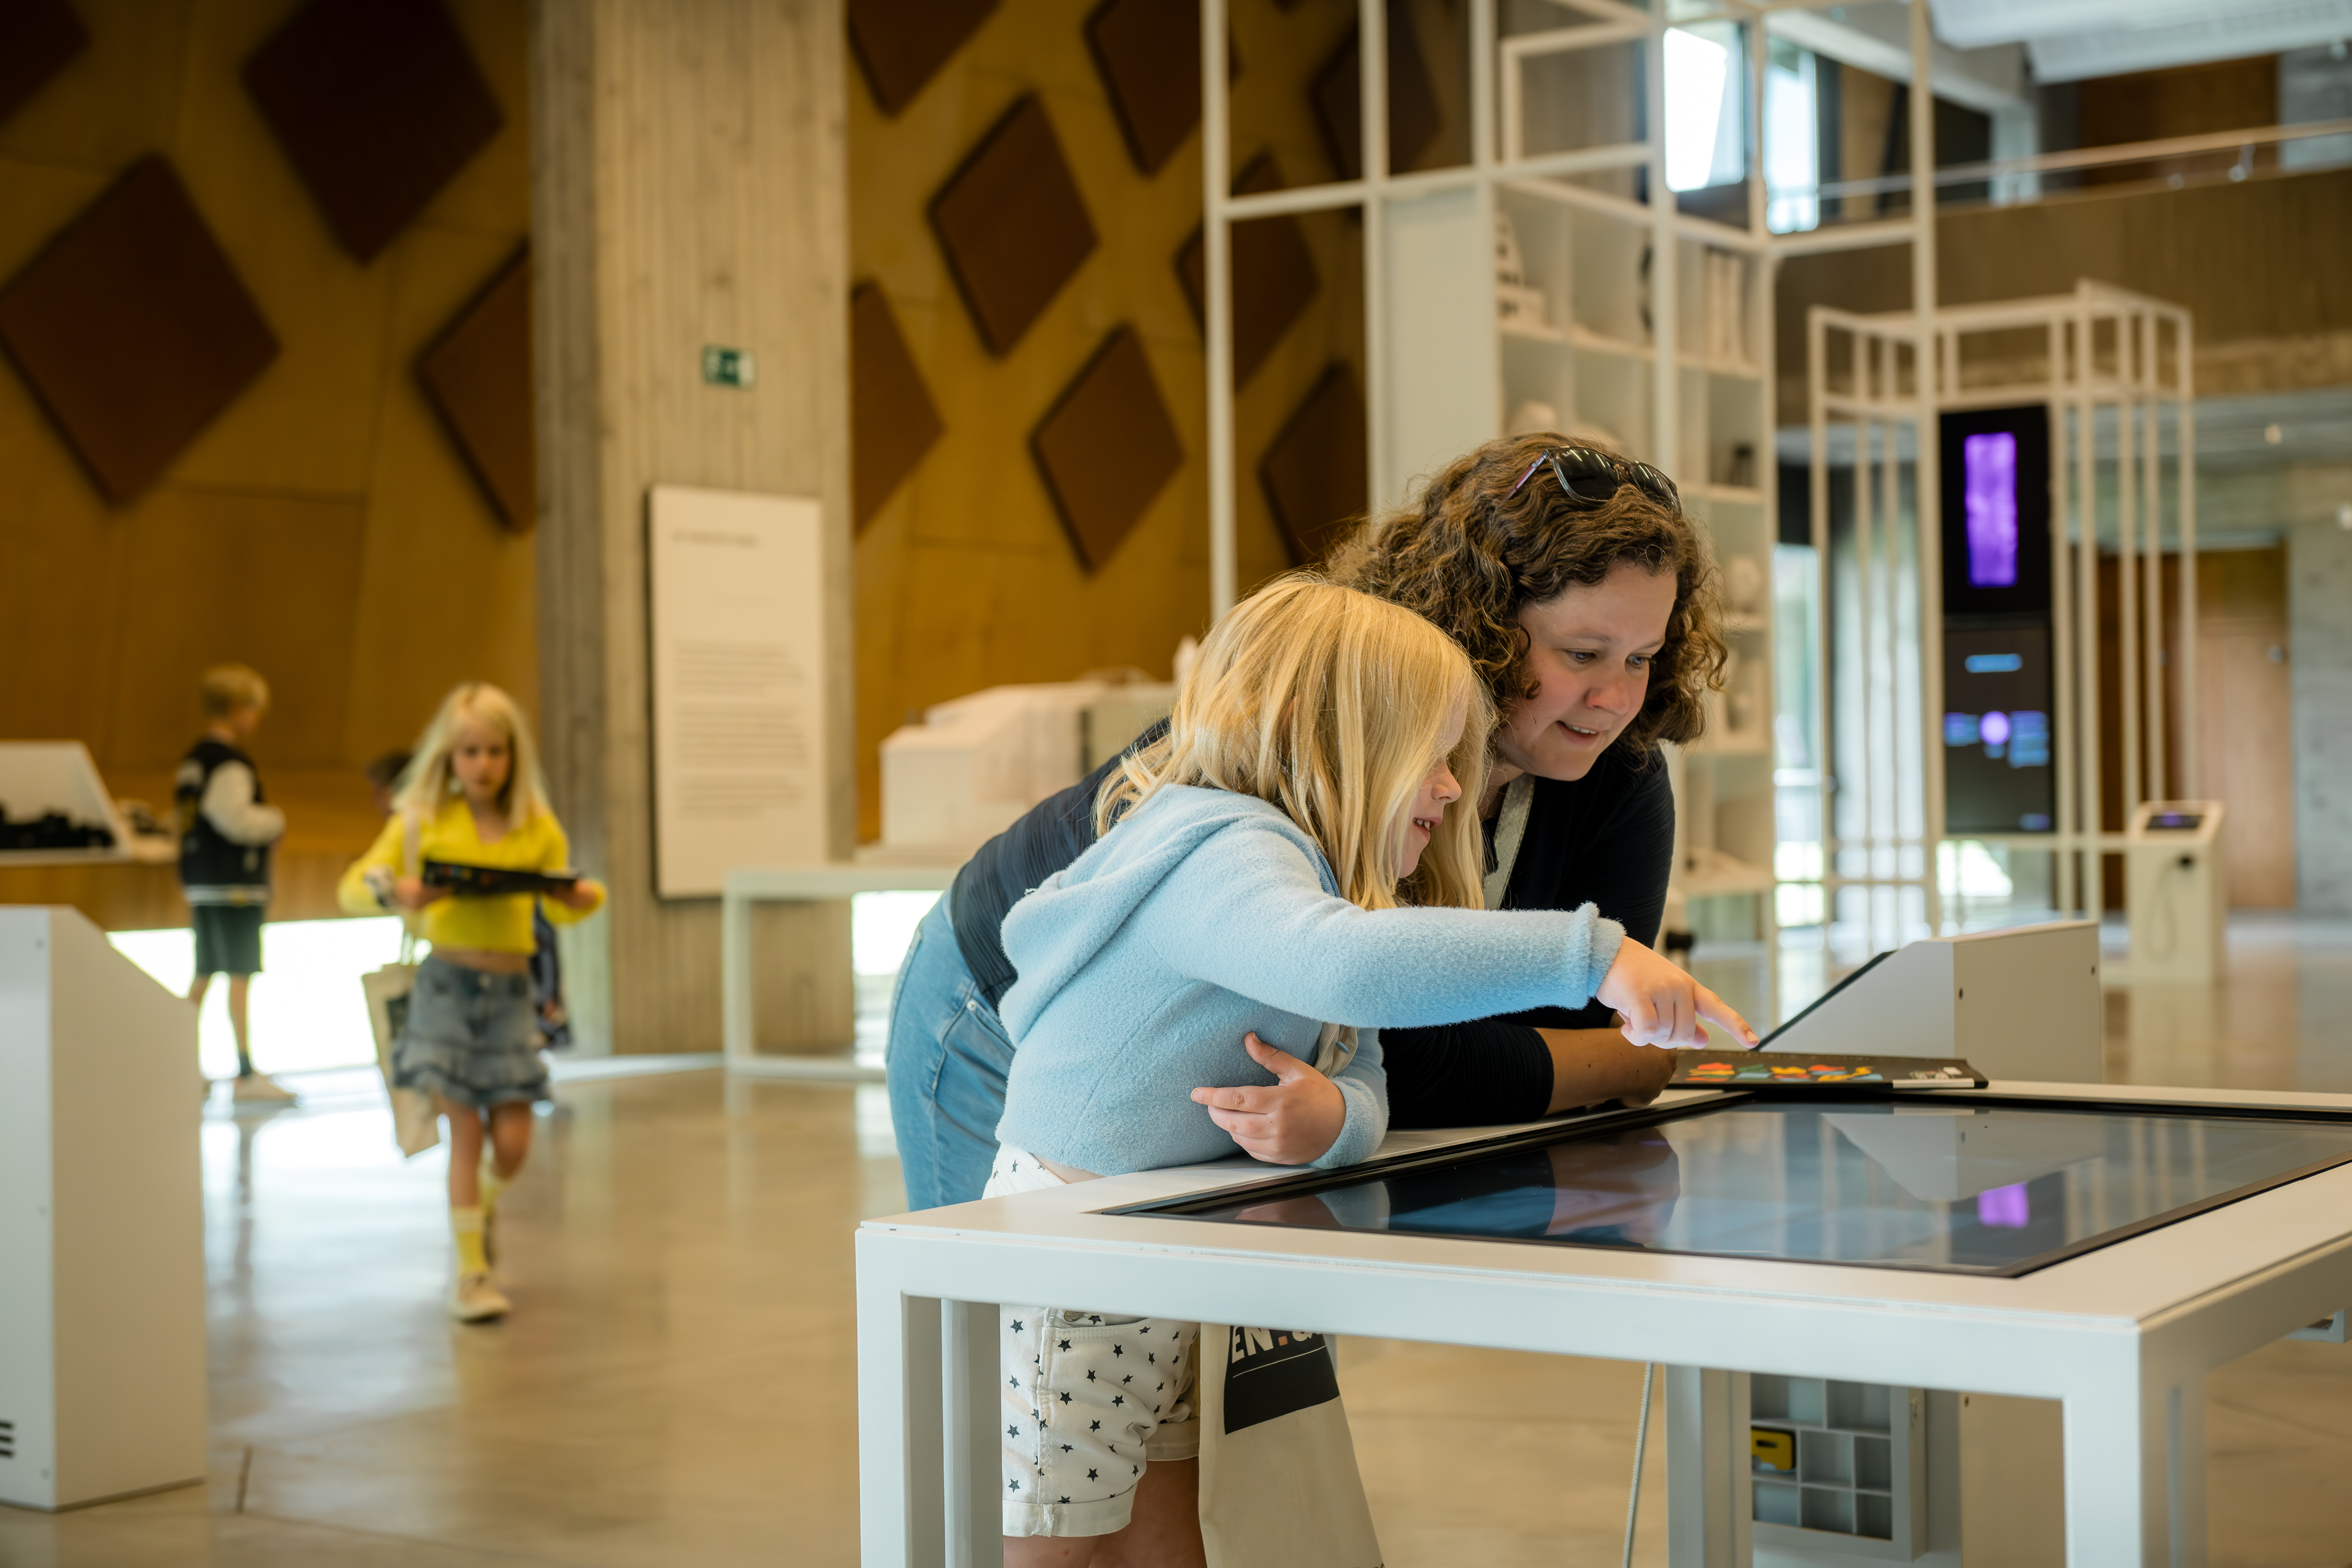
721;883;755;1065
944;1299;1001;1567
859;1262;946;1567
2061;1364;2205;1566
1665;1366;1753;1568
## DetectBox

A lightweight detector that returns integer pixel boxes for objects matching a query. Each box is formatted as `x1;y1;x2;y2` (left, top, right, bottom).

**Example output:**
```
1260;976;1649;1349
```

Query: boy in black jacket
176;664;293;1102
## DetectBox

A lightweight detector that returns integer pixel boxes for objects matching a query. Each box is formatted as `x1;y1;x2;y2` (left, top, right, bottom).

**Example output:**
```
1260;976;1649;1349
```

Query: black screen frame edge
1101;1091;2352;1280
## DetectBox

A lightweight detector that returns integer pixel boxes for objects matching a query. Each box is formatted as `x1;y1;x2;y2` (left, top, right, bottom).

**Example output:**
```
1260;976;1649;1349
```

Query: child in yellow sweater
340;683;605;1322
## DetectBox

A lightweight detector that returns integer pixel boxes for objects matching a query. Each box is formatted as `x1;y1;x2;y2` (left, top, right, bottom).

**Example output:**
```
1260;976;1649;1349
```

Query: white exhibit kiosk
0;906;207;1510
855;927;2352;1567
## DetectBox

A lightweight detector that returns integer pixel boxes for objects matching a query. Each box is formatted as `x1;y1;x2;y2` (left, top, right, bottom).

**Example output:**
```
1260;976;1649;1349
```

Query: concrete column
2288;466;2352;915
532;0;855;1054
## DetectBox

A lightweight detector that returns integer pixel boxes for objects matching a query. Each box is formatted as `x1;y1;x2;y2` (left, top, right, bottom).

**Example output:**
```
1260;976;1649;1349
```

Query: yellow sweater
338;800;603;953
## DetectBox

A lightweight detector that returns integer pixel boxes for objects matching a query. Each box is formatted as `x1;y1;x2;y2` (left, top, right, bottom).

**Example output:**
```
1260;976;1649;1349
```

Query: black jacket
175;738;274;902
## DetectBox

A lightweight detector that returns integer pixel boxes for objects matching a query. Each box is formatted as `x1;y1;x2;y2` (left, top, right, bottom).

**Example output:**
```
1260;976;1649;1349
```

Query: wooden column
531;0;855;1055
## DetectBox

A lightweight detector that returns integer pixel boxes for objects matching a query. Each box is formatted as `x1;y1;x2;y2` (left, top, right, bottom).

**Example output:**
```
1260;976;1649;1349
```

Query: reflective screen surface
1159;1101;2352;1275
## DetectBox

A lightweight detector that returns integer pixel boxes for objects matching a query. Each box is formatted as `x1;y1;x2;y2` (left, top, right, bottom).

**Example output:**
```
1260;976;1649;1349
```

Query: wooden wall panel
1774;168;2352;424
850;0;1369;840
1177;153;1319;388
849;0;998;116
0;0;89;126
1033;325;1185;570
1087;0;1202;175
418;243;534;529
850;280;944;529
244;0;504;261
0;0;534;934
1260;360;1365;563
106;490;367;770
1310;3;1441;181
0;156;279;504
2080;54;2281;157
930;94;1099;355
345;224;539;764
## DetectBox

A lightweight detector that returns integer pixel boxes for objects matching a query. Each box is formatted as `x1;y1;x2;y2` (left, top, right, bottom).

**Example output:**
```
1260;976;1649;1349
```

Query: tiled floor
8;919;2352;1565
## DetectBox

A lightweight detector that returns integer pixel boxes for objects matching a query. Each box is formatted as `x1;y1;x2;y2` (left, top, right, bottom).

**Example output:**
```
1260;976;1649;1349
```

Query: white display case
0;742;138;866
0;905;206;1509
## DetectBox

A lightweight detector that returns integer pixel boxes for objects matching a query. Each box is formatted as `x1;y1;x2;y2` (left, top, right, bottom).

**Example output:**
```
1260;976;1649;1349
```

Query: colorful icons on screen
1943;708;2049;767
1685;1061;1885;1083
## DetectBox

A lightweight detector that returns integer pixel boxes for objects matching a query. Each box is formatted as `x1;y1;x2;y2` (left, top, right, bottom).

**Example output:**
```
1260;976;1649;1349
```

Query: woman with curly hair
887;433;1732;1212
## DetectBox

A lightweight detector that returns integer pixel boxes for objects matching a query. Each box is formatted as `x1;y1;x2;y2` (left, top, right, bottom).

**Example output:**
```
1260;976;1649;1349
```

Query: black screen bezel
1103;1092;2352;1278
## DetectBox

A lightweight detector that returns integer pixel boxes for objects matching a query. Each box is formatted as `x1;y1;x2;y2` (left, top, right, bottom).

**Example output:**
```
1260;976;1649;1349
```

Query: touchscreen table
1119;1096;2352;1276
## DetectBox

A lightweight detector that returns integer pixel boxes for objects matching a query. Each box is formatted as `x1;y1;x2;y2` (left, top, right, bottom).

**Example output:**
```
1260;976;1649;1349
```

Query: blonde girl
984;577;1748;1566
339;684;605;1323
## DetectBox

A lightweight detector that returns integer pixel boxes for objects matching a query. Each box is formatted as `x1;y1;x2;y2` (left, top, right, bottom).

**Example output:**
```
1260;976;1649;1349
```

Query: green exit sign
701;345;756;388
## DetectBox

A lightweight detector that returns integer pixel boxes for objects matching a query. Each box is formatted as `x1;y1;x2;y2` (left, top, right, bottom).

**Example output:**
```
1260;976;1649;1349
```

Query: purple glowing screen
1962;432;2019;588
1976;1183;2031;1229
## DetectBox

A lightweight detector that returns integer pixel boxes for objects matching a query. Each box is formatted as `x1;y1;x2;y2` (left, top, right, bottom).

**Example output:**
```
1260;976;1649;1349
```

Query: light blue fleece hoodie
995;784;1628;1177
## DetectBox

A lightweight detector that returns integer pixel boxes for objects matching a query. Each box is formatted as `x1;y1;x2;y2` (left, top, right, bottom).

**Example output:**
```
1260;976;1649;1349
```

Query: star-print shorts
986;1146;1201;1538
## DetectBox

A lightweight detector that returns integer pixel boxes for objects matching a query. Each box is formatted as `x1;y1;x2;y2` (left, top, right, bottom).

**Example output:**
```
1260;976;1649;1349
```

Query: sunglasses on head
1506;446;1681;512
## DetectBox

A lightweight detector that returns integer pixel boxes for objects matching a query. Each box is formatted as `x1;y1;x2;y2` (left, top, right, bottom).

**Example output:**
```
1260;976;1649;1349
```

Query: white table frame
720;861;961;1082
856;1082;2352;1567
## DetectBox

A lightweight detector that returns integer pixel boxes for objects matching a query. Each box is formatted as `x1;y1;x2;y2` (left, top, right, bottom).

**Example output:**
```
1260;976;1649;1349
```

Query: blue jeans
885;888;1015;1210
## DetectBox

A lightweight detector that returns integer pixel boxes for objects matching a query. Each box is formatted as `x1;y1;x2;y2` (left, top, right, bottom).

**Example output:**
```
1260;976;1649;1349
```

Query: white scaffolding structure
1807;283;2197;943
1195;0;2218;964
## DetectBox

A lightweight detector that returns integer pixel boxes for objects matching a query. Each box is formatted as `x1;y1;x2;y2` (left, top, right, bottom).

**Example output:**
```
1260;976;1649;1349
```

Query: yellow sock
452;1206;489;1275
479;1156;512;1216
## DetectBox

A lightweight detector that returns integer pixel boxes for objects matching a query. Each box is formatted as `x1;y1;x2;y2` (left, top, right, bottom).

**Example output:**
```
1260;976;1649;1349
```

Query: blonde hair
393;683;551;825
1097;575;1494;911
201;663;270;718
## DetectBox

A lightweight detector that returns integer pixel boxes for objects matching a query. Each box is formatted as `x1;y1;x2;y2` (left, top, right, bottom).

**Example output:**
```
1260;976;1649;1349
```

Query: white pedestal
0;906;206;1509
1767;921;2103;1083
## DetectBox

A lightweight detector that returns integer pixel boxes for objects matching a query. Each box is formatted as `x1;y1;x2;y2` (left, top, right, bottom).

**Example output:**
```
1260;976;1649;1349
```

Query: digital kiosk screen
1121;1099;2352;1277
1940;406;2057;833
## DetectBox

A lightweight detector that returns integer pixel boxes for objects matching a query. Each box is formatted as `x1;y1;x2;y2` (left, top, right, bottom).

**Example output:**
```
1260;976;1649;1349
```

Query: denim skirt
394;955;550;1109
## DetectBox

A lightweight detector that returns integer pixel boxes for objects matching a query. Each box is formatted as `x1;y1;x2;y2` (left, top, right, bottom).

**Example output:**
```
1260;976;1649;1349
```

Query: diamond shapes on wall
1033;326;1182;572
851;282;944;532
850;0;998;117
1177;153;1319;389
930;95;1098;358
1086;0;1201;176
418;245;533;531
244;0;504;262
0;0;89;127
1312;4;1441;181
0;156;279;504
1261;363;1366;564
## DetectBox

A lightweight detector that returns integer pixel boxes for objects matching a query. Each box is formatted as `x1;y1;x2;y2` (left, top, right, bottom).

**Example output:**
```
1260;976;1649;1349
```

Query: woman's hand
1595;939;1758;1049
391;875;446;910
1191;1033;1346;1166
558;877;604;912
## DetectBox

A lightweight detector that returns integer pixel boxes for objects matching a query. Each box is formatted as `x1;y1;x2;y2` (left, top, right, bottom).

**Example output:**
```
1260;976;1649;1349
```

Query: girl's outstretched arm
1147;821;1627;1028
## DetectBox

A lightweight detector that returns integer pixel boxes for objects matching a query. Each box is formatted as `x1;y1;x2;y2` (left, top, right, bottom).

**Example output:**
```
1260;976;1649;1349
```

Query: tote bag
1193;1022;1383;1567
1195;1324;1383;1568
362;812;440;1157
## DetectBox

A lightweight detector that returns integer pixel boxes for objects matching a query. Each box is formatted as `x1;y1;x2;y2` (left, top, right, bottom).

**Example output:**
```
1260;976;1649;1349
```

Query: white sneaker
451;1271;511;1322
232;1074;299;1103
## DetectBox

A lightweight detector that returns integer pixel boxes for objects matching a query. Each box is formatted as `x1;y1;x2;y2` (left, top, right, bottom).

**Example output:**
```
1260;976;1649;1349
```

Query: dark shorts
191;904;266;977
394;956;550;1110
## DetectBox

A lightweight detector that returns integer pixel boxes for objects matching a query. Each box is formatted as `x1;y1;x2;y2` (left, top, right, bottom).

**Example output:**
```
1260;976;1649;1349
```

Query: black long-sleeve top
948;722;1675;1128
